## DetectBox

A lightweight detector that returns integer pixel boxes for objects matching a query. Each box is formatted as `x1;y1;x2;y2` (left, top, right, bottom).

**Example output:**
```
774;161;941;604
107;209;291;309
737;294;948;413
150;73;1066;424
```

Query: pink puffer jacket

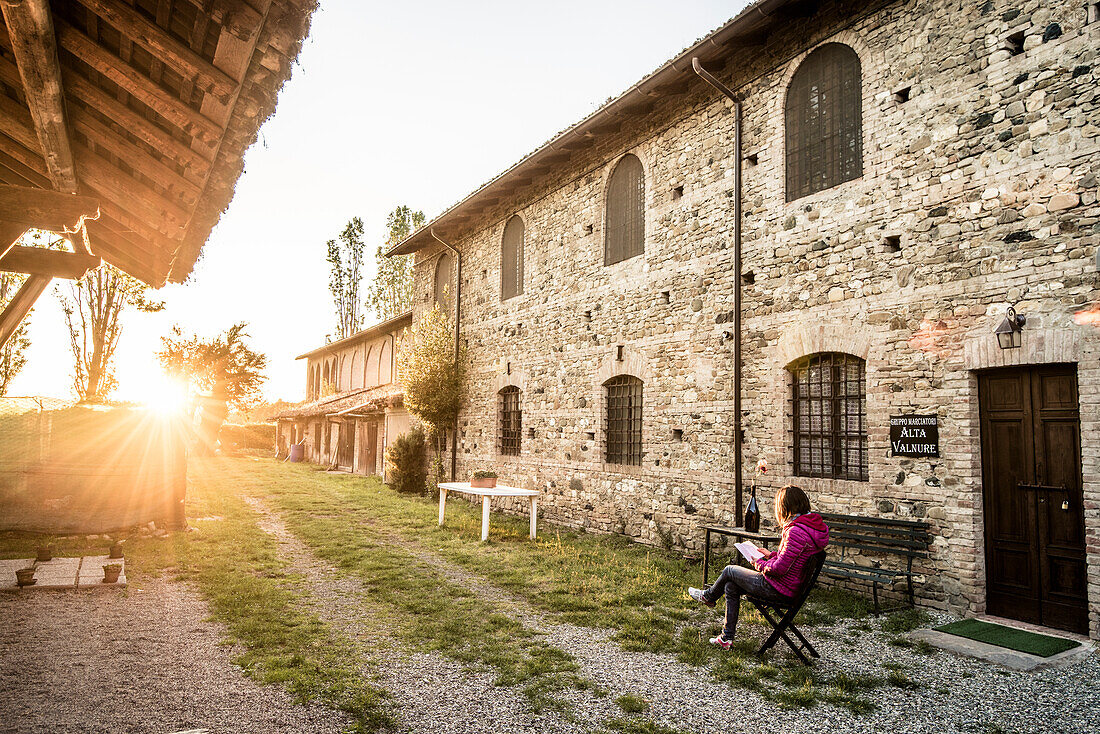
752;513;830;597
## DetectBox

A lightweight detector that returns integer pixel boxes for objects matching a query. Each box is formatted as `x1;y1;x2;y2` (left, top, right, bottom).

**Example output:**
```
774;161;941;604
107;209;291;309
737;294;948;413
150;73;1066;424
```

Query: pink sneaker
709;633;732;651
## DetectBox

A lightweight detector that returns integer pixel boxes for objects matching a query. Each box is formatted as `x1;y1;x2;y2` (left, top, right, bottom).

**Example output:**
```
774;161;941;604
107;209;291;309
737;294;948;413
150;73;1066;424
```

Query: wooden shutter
605;154;645;265
785;43;863;201
501;215;524;300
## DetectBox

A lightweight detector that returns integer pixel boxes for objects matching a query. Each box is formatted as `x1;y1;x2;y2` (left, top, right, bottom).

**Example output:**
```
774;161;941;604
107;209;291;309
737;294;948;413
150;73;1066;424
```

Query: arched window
350;350;363;390
789;352;867;481
604;154;645;265
604;375;643;465
501;215;524;300
378;338;393;384
322;361;330;391
434;252;454;314
498;386;521;456
339;355;350;392
365;345;380;388
785;43;862;201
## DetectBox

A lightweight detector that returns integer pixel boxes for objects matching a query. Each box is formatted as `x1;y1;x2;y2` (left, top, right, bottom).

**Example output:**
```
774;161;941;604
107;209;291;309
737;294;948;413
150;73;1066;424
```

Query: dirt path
0;578;351;734
240;495;595;734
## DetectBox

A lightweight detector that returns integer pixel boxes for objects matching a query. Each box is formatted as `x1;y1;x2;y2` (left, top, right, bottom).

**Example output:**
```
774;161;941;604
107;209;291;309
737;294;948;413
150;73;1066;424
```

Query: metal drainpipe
692;57;744;523
430;228;461;481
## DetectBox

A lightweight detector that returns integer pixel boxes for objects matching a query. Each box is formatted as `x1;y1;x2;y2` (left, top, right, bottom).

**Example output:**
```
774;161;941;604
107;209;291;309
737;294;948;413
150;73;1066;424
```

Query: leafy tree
0;271;30;396
327;217;366;341
366;205;424;320
56;254;164;402
158;322;267;455
400;305;466;476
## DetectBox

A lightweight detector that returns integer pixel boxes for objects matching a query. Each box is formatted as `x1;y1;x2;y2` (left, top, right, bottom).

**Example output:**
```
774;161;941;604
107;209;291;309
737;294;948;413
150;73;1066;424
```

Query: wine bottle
744;485;759;532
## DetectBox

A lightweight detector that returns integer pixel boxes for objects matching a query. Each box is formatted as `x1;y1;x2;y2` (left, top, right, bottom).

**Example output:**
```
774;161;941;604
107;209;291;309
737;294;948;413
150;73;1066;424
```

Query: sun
135;372;190;416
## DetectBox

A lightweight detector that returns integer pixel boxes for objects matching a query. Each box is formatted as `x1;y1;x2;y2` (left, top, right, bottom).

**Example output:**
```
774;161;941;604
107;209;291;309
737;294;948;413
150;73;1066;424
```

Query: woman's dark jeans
704;565;790;640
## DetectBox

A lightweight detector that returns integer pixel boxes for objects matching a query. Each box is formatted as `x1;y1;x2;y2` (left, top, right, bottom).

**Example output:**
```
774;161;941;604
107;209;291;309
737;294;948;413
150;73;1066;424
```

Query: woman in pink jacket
688;484;829;649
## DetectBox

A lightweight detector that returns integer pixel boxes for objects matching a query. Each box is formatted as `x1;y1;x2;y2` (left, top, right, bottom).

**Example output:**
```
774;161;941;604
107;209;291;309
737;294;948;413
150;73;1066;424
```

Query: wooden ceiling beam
0;0;79;193
62;70;213;176
72;0;238;101
54;18;223;144
0;244;100;278
84;220;167;285
0;272;48;349
177;0;262;41
70;106;202;205
0;183;99;230
0;220;26;258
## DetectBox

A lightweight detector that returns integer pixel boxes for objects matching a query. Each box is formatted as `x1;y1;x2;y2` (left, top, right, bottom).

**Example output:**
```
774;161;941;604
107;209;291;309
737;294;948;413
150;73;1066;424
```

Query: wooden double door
978;364;1088;634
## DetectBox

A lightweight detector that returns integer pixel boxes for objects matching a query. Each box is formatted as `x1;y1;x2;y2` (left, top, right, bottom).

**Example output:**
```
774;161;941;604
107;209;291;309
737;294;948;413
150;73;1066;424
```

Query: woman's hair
774;484;811;525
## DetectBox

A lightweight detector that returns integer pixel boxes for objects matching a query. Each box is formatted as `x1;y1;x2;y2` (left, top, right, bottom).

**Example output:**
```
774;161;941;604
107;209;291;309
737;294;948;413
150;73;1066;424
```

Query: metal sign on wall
889;415;939;457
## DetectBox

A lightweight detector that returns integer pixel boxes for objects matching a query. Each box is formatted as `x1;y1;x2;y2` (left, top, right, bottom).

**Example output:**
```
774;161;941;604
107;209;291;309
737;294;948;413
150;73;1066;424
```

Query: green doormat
935;619;1081;657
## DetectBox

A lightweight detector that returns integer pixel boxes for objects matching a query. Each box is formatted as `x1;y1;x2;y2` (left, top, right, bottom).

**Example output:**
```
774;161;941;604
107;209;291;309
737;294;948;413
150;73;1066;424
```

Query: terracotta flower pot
15;568;35;587
102;564;122;584
35;545;52;562
470;476;497;489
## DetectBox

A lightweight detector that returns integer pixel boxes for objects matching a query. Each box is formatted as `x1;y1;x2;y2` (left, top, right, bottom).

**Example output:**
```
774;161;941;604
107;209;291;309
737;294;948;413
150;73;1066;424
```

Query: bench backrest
819;512;931;558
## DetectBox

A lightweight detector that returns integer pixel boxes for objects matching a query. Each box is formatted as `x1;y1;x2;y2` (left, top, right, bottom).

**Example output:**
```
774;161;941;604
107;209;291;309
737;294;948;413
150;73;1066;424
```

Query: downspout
430;228;461;482
692;57;744;523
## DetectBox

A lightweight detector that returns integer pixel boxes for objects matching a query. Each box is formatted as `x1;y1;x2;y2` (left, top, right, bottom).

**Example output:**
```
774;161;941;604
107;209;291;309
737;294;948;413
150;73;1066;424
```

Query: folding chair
746;550;826;665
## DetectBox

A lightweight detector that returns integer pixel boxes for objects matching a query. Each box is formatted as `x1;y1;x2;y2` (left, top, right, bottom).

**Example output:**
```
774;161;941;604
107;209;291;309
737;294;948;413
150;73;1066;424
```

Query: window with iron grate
785;43;863;201
499;386;521;456
501;215;524;300
604;375;643;465
604;154;645;265
790;353;867;481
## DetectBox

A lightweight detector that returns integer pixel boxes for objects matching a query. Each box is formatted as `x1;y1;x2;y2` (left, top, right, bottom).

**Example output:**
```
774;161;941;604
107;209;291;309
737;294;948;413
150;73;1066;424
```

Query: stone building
275;312;411;478
387;0;1100;638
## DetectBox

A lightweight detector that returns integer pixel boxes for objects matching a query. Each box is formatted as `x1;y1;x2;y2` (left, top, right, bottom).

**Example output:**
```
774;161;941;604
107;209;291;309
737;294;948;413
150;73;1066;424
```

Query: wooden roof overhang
0;0;317;348
385;0;811;259
294;310;413;361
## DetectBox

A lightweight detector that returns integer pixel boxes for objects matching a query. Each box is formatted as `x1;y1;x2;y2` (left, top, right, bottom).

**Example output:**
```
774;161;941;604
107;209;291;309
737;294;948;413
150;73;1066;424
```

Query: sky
9;0;746;404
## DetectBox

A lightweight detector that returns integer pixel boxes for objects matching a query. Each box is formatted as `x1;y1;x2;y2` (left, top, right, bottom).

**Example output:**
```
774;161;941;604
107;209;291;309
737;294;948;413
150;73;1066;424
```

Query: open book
735;540;766;563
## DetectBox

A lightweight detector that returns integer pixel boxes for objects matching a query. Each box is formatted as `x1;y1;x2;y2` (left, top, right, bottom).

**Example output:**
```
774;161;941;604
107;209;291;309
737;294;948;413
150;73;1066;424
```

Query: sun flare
136;373;190;416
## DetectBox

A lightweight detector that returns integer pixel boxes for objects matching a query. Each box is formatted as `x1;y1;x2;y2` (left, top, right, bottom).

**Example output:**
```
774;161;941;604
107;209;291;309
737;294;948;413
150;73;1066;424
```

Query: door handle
1016;483;1067;492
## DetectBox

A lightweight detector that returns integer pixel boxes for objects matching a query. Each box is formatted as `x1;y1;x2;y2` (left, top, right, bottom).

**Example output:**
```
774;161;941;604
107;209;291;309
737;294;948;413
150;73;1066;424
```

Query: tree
400;305;467;478
366;205;424;321
0;271;30;396
56;255;164;402
327;217;366;341
158;322;267;455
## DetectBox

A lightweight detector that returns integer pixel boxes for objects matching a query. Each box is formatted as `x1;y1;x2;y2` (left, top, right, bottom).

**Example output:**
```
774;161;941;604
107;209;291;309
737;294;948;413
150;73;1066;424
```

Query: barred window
501;215;524;300
605;375;643;465
605;154;645;265
434;252;454;313
785;43;863;201
499;386;521;456
791;353;867;481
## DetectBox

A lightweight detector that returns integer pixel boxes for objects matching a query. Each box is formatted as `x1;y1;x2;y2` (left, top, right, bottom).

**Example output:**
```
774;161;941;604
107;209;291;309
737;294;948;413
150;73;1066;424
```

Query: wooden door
366;421;379;475
338;422;354;470
979;365;1087;633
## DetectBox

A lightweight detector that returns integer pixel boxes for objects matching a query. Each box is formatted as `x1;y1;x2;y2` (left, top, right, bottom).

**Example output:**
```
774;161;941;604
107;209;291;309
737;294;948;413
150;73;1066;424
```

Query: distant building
274;312;412;478
387;0;1100;639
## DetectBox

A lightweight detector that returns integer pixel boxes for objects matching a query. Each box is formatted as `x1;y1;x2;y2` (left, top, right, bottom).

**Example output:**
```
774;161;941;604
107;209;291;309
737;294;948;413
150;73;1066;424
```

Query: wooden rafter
0;219;25;258
72;0;238;101
0;244;100;278
0;183;98;229
0;272;49;347
55;18;223;144
0;0;78;193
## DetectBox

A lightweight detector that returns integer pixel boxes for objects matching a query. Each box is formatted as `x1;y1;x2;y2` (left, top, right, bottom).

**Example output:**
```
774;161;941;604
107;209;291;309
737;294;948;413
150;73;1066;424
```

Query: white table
437;482;540;542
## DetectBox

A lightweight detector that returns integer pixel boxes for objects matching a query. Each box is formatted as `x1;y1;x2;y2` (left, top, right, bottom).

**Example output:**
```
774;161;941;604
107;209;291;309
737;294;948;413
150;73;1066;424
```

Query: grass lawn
230;457;902;713
1;456;927;729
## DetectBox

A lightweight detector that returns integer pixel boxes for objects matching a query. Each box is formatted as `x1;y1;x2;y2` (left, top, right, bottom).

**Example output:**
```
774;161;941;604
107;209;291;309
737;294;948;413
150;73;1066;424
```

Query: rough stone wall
409;0;1100;637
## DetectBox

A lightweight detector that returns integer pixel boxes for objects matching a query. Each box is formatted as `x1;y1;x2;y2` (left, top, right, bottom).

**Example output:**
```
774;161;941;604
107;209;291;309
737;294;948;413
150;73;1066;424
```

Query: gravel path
0;578;351;734
241;495;595;734
245;494;1100;734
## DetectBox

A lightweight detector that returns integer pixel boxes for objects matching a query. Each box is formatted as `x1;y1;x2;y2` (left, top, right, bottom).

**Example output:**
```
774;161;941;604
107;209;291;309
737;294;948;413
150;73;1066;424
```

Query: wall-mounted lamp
994;306;1026;349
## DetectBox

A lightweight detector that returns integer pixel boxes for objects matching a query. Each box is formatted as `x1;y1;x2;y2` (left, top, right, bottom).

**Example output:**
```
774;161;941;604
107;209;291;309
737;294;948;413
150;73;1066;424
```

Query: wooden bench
817;512;931;613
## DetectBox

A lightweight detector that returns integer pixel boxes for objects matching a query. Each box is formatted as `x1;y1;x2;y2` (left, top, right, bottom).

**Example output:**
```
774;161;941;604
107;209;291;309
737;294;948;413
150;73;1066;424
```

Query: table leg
529;497;538;540
703;529;711;587
438;488;447;526
481;495;490;542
